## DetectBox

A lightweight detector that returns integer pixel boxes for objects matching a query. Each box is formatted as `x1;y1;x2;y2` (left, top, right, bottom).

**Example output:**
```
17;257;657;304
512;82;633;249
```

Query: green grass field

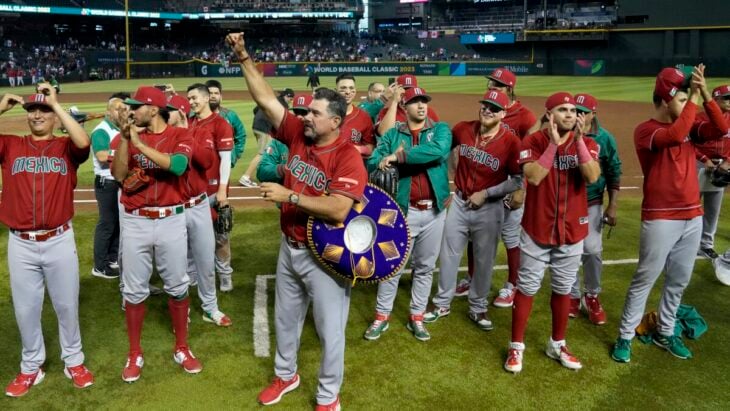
1;75;730;409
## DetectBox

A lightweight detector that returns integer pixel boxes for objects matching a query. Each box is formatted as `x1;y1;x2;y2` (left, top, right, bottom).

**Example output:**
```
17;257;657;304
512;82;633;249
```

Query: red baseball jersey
343;106;375;147
181;127;215;198
189;113;233;195
120;126;193;211
502;101;538;139
376;105;440;127
275;111;368;243
452;120;521;197
519;130;599;246
693;111;730;161
0;135;89;230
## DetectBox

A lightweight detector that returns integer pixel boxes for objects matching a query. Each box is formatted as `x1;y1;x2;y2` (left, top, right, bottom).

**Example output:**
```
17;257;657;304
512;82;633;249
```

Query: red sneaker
315;395;341;411
504;343;524;373
493;286;517;308
258;374;300;405
582;294;607;325
64;364;94;388
174;347;203;374
122;352;144;383
5;369;45;397
454;278;470;297
568;298;580;318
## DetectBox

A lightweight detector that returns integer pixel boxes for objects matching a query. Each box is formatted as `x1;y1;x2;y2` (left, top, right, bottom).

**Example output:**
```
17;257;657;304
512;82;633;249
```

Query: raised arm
226;32;286;130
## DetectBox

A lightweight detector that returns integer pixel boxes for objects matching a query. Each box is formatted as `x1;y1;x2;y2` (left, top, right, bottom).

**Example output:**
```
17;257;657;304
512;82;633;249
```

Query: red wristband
537;143;558;169
576;138;592;164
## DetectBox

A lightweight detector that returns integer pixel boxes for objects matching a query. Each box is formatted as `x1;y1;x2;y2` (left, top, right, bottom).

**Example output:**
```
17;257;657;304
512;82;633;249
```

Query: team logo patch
579;216;589;225
519;149;531;160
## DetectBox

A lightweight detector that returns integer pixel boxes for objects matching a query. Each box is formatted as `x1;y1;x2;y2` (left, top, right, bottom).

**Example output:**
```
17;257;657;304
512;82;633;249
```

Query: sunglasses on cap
292;108;309;116
487;80;509;89
480;104;503;114
721;96;730;101
26;105;54;113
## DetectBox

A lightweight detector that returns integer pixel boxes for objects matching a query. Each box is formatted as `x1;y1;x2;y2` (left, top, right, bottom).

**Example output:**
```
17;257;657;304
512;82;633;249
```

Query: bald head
107;97;127;127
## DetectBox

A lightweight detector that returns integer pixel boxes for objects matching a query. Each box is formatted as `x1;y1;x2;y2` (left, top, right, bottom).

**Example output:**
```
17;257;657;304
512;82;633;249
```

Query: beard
209;101;220;111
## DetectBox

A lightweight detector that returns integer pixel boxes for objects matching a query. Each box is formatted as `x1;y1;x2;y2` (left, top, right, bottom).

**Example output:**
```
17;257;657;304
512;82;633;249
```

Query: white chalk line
252;257;652;356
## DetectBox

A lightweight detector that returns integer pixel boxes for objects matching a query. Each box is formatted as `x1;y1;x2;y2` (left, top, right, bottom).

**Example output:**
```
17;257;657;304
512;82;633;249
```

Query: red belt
410;199;434;210
13;223;71;242
127;205;185;219
185;193;208;209
286;237;308;249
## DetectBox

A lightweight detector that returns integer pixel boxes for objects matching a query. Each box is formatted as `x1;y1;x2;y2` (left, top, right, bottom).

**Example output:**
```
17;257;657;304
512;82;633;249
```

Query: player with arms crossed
227;32;367;411
504;93;601;373
0;85;95;396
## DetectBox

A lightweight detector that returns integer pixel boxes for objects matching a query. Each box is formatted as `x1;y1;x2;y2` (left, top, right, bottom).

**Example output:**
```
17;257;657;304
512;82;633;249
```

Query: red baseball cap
574;93;598;113
487;68;517;88
292;94;313;112
654;67;687;103
397;74;418;89
167;95;190;114
401;87;431;105
545;92;576;111
712;85;730;98
23;94;53;111
125;86;172;109
480;89;509;110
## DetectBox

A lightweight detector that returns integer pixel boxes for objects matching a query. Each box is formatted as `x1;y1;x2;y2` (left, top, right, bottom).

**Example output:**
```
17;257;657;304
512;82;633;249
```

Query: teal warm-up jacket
586;119;622;204
367;118;452;215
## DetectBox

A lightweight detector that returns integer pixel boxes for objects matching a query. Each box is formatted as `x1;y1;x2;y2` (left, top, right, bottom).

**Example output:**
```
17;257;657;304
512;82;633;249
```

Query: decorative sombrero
307;183;411;285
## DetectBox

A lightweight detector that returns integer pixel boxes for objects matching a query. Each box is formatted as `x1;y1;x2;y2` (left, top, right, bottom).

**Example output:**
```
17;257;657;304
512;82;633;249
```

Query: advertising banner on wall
574;59;606;76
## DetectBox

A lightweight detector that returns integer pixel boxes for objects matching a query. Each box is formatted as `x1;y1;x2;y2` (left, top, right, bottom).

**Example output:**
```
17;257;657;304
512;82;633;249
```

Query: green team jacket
359;99;384;124
218;107;247;166
367;118;452;214
256;139;289;184
586;119;622;204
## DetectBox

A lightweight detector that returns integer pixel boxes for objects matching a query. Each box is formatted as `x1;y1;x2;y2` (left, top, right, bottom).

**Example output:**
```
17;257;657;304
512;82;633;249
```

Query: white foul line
254;274;276;358
252;258;649;356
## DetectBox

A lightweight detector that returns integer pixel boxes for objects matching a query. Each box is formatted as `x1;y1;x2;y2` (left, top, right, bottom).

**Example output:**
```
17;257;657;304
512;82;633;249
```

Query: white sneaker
504;342;525;373
203;310;232;327
545;338;582;370
239;176;258;187
219;274;233;292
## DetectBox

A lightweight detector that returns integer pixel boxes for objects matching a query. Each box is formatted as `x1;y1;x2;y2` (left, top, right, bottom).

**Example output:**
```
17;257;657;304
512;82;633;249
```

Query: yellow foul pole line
125;0;130;79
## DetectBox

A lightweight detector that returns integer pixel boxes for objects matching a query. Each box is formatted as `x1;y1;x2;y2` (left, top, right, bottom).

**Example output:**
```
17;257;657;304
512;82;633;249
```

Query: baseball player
239;89;294;187
90;93;128;279
335;73;376;158
455;68;540;306
359;81;386;123
375;74;440;135
569;93;622;325
423;90;522;331
205;79;247;167
255;95;310;185
504;92;601;373
611;65;728;363
693;84;730;259
112;86;202;382
187;83;236;292
168;95;233;327
364;86;452;342
0;85;94;396
228;32;367;411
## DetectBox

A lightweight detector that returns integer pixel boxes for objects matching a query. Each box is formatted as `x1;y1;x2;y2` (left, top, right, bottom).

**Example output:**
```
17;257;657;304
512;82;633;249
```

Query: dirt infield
8;90;650;211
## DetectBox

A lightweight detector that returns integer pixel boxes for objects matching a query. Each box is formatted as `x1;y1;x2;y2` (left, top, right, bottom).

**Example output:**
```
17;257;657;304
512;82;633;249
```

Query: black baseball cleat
699;248;719;259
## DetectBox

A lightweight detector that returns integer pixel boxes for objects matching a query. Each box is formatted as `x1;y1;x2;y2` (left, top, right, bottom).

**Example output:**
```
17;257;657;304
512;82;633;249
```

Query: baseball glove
369;167;399;198
711;167;730;187
123;167;150;194
214;204;234;234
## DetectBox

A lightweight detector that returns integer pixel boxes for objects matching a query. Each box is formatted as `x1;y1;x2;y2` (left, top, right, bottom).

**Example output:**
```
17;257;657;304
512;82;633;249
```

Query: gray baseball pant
572;204;604;298
618;217;702;340
8;228;85;374
433;196;503;313
376;207;446;315
273;237;351;406
185;200;219;313
517;231;583;297
121;212;190;304
698;162;724;250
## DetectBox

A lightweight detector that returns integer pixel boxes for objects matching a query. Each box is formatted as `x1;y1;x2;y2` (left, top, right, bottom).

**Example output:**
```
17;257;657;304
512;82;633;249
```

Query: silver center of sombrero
343;215;377;254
